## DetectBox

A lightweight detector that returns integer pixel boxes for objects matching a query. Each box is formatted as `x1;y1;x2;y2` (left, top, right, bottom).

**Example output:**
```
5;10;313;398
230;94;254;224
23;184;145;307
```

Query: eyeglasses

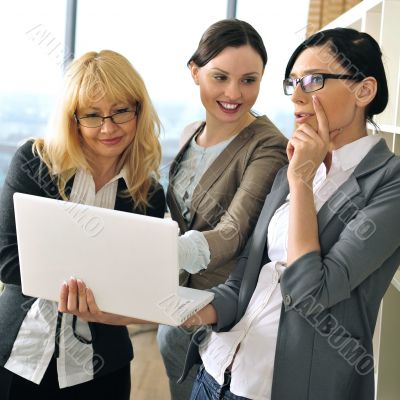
75;104;140;128
283;73;362;95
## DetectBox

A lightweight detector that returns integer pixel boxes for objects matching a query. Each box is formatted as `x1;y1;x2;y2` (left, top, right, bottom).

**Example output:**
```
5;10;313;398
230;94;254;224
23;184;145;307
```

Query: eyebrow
210;67;261;76
80;103;129;111
288;69;328;78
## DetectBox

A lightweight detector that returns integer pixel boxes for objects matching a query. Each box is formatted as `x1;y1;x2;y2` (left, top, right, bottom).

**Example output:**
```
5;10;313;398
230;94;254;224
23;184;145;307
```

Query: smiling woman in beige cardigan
156;18;288;399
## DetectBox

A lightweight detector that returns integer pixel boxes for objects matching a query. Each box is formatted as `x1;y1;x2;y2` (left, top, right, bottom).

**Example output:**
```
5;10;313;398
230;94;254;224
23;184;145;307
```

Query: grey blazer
180;139;400;400
168;115;288;290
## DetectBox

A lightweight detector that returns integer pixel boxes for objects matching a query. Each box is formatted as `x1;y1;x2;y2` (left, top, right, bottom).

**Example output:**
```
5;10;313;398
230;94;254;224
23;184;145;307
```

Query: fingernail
312;95;318;103
63;281;68;287
77;279;83;284
69;276;76;281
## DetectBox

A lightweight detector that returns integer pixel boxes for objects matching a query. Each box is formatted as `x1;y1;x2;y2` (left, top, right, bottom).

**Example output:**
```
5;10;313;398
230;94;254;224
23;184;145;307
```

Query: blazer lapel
316;175;361;236
235;169;358;320
237;178;289;320
317;138;394;235
168;126;201;180
188;126;255;229
114;179;135;212
167;123;205;234
64;176;75;199
167;188;188;234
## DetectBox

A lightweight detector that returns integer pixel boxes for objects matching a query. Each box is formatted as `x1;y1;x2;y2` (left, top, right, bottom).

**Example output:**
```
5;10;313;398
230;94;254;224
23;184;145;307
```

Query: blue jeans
157;324;200;400
191;366;250;400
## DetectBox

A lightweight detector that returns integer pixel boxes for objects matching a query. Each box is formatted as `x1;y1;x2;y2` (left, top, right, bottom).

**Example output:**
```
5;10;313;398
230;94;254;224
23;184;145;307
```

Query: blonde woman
0;50;165;399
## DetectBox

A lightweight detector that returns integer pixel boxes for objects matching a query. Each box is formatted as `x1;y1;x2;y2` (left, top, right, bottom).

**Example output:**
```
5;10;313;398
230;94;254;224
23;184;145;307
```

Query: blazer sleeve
207;236;254;331
280;158;400;315
0;141;48;284
207;164;289;331
203;132;288;271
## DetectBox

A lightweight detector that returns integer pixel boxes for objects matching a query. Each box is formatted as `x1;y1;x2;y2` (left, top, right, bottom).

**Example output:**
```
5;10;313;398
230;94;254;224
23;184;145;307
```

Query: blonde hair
33;50;162;209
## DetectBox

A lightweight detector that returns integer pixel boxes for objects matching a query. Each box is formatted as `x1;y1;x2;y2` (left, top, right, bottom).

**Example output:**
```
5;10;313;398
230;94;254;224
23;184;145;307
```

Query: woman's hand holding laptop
181;304;218;328
58;278;153;326
59;277;216;328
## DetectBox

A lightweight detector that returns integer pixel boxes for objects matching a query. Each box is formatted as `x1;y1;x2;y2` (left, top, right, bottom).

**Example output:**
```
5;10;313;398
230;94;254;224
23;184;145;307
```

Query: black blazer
0;140;165;378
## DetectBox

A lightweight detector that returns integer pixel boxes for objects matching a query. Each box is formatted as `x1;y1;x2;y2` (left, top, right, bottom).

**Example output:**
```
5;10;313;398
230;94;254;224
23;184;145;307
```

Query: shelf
376;124;400;135
322;3;400;399
376;0;400;130
323;0;383;30
392;269;400;292
323;0;400;156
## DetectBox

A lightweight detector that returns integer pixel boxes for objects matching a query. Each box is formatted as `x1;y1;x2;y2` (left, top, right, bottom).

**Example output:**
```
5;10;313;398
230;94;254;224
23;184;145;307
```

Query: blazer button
284;294;292;306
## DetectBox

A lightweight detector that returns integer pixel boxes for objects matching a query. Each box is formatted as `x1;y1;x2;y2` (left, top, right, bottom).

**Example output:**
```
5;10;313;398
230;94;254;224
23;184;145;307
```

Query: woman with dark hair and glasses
0;50;165;399
176;27;400;400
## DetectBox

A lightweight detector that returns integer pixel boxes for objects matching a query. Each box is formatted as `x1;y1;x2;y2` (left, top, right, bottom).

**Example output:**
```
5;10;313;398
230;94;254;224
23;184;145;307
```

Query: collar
113;166;129;185
77;166;129;187
190;132;238;153
331;135;381;172
312;135;381;189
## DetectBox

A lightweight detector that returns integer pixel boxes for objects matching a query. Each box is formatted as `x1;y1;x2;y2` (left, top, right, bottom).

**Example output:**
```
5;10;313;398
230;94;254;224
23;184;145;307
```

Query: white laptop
13;192;214;326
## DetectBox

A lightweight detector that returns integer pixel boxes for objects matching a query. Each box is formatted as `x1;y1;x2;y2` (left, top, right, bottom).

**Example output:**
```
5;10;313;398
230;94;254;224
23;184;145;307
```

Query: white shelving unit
324;0;400;154
324;2;400;399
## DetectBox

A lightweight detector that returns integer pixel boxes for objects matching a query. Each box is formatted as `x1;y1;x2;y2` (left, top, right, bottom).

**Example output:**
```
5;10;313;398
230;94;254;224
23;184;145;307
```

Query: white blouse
4;168;127;388
199;135;380;399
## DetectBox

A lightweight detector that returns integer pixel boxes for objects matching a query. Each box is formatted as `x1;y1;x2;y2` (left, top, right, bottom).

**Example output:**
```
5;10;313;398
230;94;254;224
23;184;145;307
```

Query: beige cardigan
167;115;288;290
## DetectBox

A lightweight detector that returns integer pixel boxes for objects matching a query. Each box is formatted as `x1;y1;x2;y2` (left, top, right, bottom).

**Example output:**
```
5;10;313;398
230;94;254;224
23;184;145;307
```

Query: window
75;0;226;186
0;1;312;192
0;0;66;190
236;0;310;137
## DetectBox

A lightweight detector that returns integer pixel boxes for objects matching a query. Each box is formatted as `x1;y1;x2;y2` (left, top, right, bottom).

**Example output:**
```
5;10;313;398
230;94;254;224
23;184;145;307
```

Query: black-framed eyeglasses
75;103;140;128
283;73;362;95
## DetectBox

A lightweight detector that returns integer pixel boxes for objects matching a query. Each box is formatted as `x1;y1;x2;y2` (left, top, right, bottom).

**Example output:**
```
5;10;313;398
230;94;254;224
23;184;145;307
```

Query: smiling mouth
218;101;241;112
100;137;122;145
